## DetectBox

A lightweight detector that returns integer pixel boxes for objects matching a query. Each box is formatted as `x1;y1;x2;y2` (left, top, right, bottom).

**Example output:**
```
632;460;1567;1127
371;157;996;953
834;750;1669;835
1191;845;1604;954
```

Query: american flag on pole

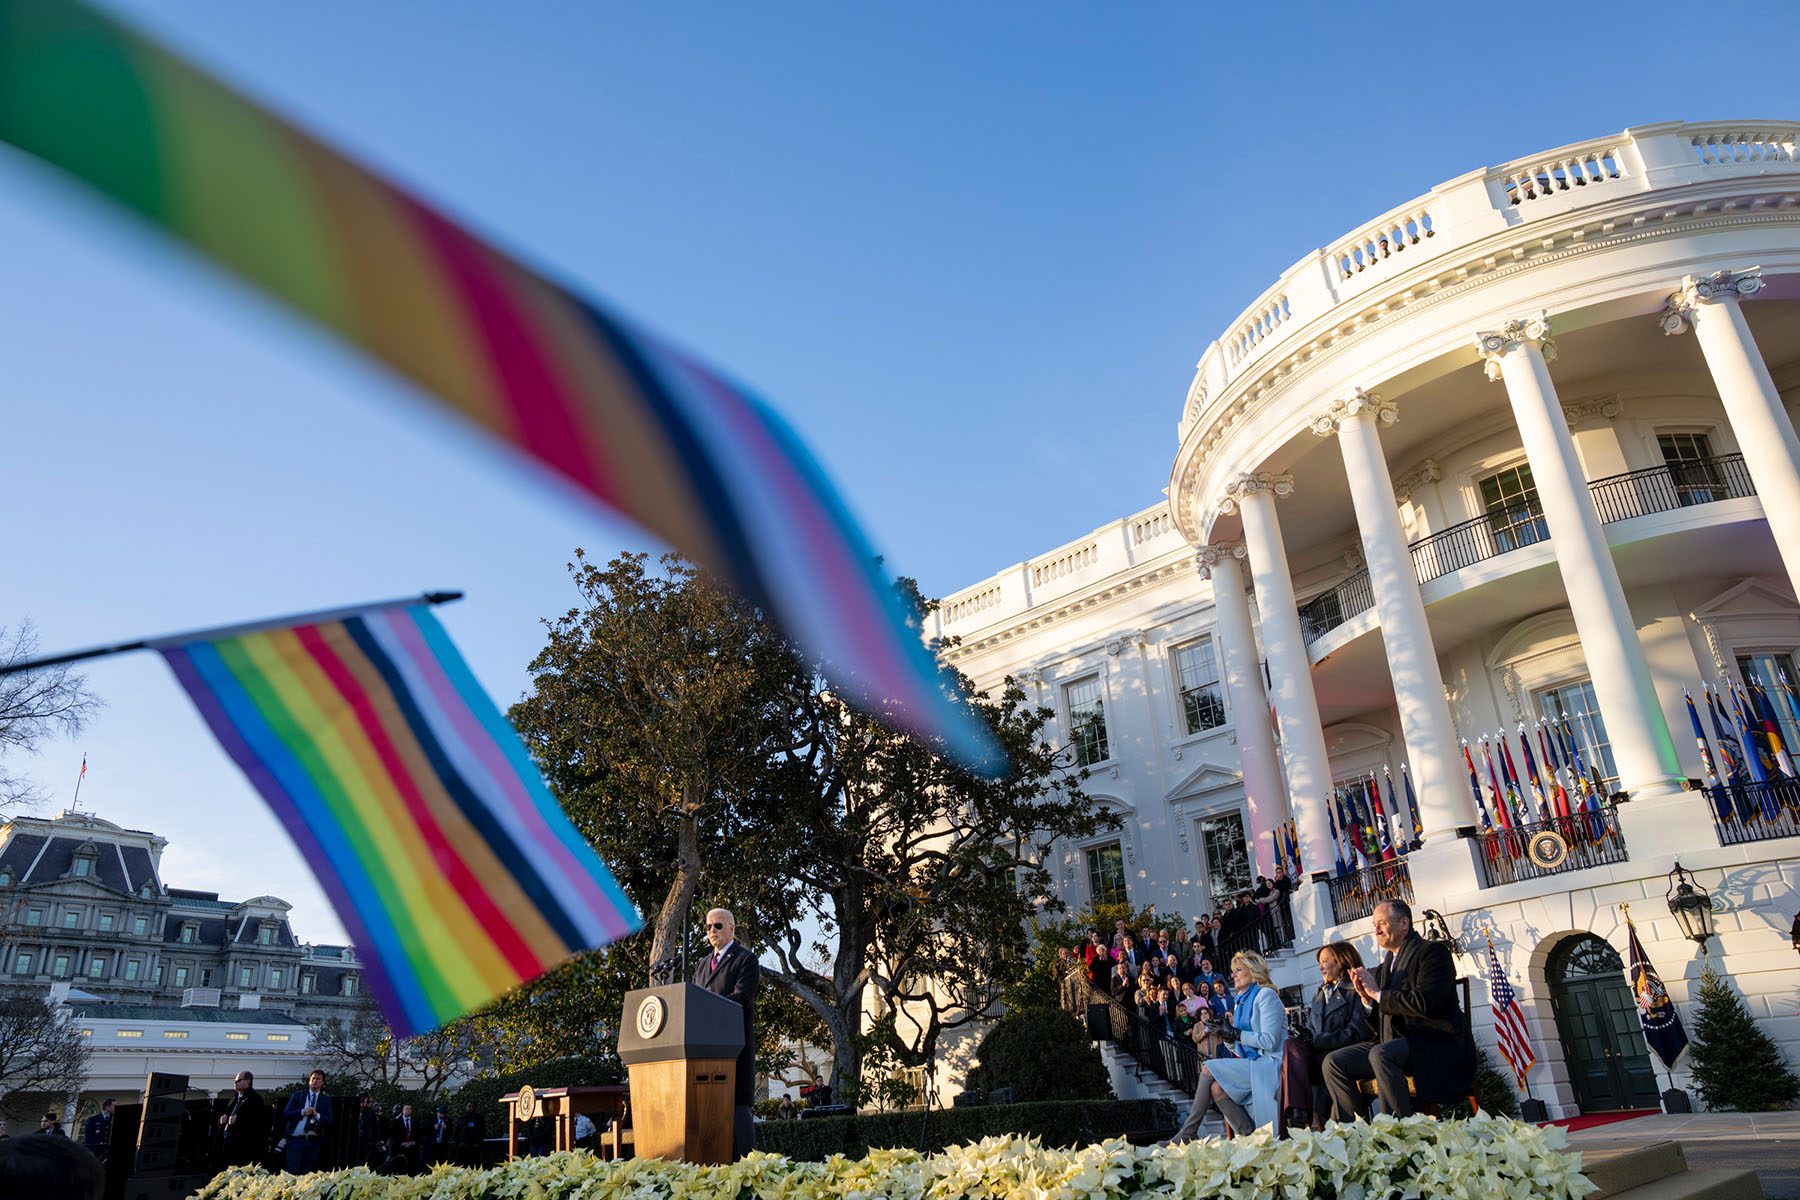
1485;935;1536;1088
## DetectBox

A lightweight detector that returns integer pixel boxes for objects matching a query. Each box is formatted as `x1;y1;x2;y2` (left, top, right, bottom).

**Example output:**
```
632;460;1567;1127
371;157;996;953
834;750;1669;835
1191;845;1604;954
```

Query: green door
1550;936;1662;1112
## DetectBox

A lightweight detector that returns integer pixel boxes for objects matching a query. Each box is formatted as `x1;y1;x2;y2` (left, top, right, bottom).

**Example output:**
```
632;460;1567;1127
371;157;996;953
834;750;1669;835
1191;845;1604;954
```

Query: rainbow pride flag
159;603;640;1036
0;0;1002;775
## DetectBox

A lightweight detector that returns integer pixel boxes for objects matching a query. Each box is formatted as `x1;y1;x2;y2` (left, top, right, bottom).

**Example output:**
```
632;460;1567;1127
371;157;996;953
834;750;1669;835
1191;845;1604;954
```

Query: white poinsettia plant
194;1114;1598;1200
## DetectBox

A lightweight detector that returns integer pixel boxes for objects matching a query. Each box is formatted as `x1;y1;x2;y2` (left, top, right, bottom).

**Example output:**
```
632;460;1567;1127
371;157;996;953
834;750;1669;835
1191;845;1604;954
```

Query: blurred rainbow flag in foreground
0;0;1002;777
161;604;640;1037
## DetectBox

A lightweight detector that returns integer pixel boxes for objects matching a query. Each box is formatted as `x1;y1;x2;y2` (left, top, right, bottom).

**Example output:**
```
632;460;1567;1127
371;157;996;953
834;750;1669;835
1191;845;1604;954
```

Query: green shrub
1688;967;1800;1112
751;1097;1172;1161
964;1009;1110;1103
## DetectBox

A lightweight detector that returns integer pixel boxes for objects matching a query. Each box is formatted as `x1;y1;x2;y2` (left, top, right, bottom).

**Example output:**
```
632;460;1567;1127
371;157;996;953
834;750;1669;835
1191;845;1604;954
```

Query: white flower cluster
194;1114;1599;1200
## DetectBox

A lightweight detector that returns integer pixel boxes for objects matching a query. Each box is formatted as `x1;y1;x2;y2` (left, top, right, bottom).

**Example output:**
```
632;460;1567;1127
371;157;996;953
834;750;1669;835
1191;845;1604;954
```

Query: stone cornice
940;556;1196;662
1170;200;1800;543
1660;265;1765;334
1474;311;1556;380
1309;387;1399;436
1216;472;1294;518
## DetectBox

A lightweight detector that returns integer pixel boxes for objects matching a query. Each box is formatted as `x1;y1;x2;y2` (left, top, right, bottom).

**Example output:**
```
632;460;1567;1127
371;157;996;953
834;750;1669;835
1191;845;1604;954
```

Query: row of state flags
1682;676;1800;824
1459;714;1615;864
1483;907;1688;1096
1325;765;1421;876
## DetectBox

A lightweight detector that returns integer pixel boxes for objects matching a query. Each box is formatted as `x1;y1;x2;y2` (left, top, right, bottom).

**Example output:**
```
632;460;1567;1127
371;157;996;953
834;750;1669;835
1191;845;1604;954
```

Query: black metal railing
1409;502;1547;584
1059;967;1204;1099
1326;858;1413;924
1474;807;1629;887
1216;900;1294;964
1588;454;1755;524
1706;778;1800;846
1298;569;1374;646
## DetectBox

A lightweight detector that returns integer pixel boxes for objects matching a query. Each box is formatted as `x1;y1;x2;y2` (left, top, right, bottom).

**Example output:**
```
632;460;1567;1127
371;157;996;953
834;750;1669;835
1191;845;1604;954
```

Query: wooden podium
617;983;745;1164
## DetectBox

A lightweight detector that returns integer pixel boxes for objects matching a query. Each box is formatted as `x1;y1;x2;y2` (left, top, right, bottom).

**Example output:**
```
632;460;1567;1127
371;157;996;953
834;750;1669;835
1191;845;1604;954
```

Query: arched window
1549;933;1624;983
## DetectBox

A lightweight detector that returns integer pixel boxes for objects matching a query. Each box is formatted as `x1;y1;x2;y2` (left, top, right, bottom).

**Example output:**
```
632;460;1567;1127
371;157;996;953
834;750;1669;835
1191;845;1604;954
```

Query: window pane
14;954;32;975
1535;682;1618;787
1065;677;1111;765
125;960;140;980
1176;640;1227;735
1198;811;1251;905
1085;842;1127;905
1479;465;1548;552
99;914;114;931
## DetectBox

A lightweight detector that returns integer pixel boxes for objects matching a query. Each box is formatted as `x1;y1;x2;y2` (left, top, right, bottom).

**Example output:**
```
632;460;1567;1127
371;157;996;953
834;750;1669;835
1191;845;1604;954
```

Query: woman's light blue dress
1205;982;1288;1131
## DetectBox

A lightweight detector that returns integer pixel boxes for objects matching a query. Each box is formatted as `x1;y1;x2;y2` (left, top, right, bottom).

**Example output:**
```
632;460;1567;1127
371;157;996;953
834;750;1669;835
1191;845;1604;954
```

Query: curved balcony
1297;455;1755;646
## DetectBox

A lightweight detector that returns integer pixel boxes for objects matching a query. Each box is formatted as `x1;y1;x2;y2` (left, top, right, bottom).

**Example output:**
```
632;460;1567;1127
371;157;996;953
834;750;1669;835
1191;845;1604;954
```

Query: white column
1476;313;1686;798
1663;267;1800;601
1219;474;1335;878
1198;542;1288;878
1313;390;1477;837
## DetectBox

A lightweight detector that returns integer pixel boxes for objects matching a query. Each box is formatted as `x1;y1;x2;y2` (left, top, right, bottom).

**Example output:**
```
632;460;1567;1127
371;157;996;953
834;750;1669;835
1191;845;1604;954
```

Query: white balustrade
1498;146;1622;207
1331;206;1435;280
1226;294;1292;367
1689;128;1798;165
1131;509;1174;545
942;585;1002;626
1030;541;1099;586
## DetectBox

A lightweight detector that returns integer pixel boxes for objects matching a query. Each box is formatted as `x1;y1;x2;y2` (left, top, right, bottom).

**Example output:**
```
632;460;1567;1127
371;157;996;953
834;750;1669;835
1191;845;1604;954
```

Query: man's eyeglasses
707;922;727;929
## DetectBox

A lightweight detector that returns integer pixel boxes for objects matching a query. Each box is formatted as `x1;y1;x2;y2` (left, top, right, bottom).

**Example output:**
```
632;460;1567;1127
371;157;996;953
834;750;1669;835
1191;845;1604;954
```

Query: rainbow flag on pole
159;603;640;1036
0;0;1002;775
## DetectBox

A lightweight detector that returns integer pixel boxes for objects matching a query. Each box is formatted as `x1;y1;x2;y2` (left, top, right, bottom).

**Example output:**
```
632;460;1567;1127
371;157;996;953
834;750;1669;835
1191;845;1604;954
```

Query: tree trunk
649;782;705;977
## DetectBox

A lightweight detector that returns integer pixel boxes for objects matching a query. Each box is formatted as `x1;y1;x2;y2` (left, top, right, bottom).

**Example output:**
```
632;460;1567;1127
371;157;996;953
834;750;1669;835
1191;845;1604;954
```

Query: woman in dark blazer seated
1280;941;1372;1132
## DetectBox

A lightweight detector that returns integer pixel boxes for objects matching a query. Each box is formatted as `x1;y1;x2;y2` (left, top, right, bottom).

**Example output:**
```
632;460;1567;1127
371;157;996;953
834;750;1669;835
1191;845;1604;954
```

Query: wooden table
499;1084;632;1161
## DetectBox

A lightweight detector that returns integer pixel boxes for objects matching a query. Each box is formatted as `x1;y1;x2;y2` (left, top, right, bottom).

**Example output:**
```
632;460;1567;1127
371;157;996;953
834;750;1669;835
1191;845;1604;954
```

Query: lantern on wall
1664;862;1716;948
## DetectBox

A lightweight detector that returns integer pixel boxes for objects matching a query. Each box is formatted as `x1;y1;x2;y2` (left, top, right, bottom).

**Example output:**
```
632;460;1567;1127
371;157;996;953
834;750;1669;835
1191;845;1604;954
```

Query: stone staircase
1096;1042;1233;1135
1582;1140;1763;1200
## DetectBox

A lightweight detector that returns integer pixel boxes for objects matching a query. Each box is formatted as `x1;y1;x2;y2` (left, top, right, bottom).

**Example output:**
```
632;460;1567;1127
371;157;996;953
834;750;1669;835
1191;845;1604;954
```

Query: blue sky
7;1;1799;941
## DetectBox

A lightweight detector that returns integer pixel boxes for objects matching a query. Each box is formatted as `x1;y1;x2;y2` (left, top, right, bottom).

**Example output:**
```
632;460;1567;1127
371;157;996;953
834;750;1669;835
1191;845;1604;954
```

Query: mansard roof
65;1002;306;1027
0;830;162;895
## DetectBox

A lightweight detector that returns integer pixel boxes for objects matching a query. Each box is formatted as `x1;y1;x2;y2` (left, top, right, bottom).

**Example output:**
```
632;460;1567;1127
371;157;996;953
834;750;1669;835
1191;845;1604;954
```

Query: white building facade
935;121;1800;1118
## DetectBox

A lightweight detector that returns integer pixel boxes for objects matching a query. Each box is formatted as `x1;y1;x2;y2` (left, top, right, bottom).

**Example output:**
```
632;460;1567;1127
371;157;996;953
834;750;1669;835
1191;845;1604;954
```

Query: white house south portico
937;121;1800;1117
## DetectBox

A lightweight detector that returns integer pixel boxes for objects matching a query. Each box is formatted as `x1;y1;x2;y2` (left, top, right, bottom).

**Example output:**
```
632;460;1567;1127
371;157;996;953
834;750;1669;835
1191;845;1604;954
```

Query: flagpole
71;754;86;812
0;592;465;676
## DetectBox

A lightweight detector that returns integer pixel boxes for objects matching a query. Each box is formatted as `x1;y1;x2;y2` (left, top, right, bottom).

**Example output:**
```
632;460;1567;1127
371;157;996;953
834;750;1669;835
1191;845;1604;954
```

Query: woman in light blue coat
1171;950;1287;1138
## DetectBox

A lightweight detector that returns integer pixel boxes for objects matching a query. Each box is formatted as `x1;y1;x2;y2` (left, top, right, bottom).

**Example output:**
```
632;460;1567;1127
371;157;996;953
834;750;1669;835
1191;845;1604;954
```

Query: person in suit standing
219;1073;270;1167
388;1103;421;1175
80;1100;113;1162
281;1070;333;1175
454;1101;486;1167
1322;899;1476;1121
693;907;758;1160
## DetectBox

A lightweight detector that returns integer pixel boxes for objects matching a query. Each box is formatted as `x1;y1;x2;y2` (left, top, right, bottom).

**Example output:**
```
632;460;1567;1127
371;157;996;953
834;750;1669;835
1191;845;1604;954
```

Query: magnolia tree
1;620;100;816
509;553;1114;1101
305;998;473;1099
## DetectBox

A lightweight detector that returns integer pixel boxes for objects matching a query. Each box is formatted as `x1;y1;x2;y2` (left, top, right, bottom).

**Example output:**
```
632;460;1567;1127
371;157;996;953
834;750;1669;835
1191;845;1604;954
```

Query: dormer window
179;923;198;944
139;884;153;899
72;857;91;877
0;869;13;886
341;976;357;996
257;925;275;946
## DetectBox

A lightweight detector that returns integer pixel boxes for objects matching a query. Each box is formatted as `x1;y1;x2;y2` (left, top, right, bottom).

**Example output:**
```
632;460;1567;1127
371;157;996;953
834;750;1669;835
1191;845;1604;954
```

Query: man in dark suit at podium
694;907;758;1159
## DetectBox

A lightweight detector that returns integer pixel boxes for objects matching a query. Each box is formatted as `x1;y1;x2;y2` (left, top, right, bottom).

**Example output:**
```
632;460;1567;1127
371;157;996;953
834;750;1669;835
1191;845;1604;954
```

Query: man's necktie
710;953;720;972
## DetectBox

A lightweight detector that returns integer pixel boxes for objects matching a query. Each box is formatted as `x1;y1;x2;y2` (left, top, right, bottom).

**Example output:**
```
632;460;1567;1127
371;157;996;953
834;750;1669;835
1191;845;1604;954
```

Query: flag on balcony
1400;764;1423;846
1483;934;1536;1089
1327;795;1348;877
1748;682;1796;778
1624;909;1689;1071
1463;741;1502;868
1517;724;1552;823
1496;731;1529;827
1777;670;1800;731
1284;817;1302;878
1370;772;1396;861
1537;723;1574;820
1683;691;1730;823
1729;687;1774;794
1705;687;1746;782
